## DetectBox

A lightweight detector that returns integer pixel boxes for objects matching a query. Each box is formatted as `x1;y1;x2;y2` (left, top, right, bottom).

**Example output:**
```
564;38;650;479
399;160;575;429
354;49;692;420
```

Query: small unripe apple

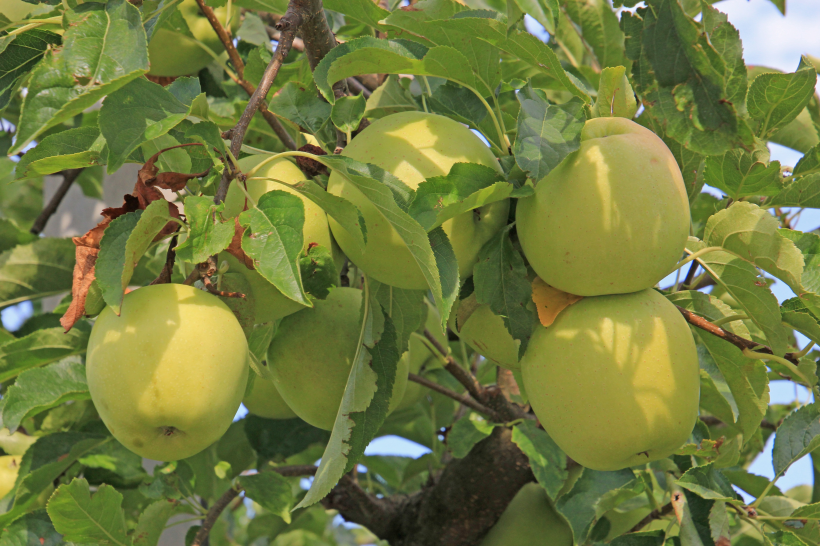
147;0;238;77
480;483;572;546
220;154;339;324
86;284;249;461
395;301;446;411
448;299;520;370
327;111;510;290
516;117;690;296
268;287;408;430
521;289;699;471
0;456;20;499
243;377;297;420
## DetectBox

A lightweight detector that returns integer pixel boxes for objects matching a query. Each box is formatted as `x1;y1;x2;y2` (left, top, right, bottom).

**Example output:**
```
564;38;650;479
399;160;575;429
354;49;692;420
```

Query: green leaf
239;190;310;308
591;66;638;119
96;201;175;314
610;531;668;546
368;281;427;355
297;295;401;509
563;0;627;69
772;403;820;477
243;416;329;461
790;503;820;519
767;173;820;208
0;509;64;546
322;0;389;29
767;531;811;546
511;420;567;500
473;225;536;359
268;82;331;137
556;468;635;543
704;148;783;200
364;75;417;119
10;0;149;154
100;77;198;172
287;179;367;251
47;478;130;546
132;500;185;546
514;87;586;181
331;94;367;135
299;244;337;300
0;238;75;309
76;166;105;200
447;418;495;459
0;30;61;112
237;472;294;523
782;298;820;345
0;323;91;383
321;154;458;327
795;143;820;177
0;219;36;254
676;464;738;502
426;82;504;152
407;163;511;231
174;196;234;264
1;357;90;433
748;59;818;139
427;13;590;101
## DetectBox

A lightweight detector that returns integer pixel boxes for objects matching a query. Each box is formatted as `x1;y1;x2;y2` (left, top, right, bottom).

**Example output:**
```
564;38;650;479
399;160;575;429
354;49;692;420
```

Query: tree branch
628;502;674;534
408;373;501;420
676;306;801;365
194;0;296;153
214;7;303;204
149;234;178;285
266;25;305;51
423;328;485;402
30;168;84;235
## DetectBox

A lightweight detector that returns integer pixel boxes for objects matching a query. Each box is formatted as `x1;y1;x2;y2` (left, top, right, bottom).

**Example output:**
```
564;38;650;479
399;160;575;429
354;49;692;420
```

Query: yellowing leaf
531;277;583;327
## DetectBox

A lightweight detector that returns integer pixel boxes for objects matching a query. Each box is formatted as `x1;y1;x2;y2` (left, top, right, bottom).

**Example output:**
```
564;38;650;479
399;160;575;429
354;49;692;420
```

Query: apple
243;377;298;420
395;300;446;411
327;111;510;290
521;289;699;471
516;117;690;296
0;456;20;499
480;483;572;546
268;287;409;430
448;297;520;370
86;284;249;461
147;0;238;77
219;154;340;324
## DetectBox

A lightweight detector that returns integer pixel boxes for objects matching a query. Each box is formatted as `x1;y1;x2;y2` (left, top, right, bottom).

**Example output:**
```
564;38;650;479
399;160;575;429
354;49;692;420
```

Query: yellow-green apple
0;429;36;455
243;377;298;420
268;287;409;430
481;483;572;546
86;284;249;461
0;0;34;22
516;117;690;296
327;111;510;290
147;0;238;77
521;289;699;471
448;296;520;370
0;456;20;499
219;154;339;324
395;300;446;411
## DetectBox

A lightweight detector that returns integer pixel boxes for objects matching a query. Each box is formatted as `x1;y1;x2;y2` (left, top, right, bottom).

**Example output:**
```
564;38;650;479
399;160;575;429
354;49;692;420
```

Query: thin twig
149;235;178;285
30;168;84;235
677;306;801;365
423;329;485;402
682;261;699;289
215;10;302;204
346;77;372;98
202;275;246;298
408;373;500;420
628;502;674;534
194;0;296;153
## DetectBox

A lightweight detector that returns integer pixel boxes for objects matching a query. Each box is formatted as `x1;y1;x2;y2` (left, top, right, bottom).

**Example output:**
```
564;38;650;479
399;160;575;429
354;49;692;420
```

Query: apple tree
0;0;819;544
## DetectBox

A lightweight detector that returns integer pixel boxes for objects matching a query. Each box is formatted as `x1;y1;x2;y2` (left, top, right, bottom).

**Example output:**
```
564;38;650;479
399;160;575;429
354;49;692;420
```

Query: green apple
86;284;249;461
327;111;510;290
0;0;35;22
521;289;699;471
0;428;37;455
268;287;409;430
219;154;339;324
395;300;446;411
516;117;690;296
481;483;572;546
448;296;520;370
243;377;298;420
0;456;20;499
147;0;238;77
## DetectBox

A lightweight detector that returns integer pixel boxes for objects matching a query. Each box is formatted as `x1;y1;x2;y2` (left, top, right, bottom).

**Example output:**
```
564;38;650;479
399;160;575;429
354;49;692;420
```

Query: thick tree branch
408;373;500;420
30;168;84;235
266;25;305;51
677;306;801;365
194;0;296;153
214;8;302;204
